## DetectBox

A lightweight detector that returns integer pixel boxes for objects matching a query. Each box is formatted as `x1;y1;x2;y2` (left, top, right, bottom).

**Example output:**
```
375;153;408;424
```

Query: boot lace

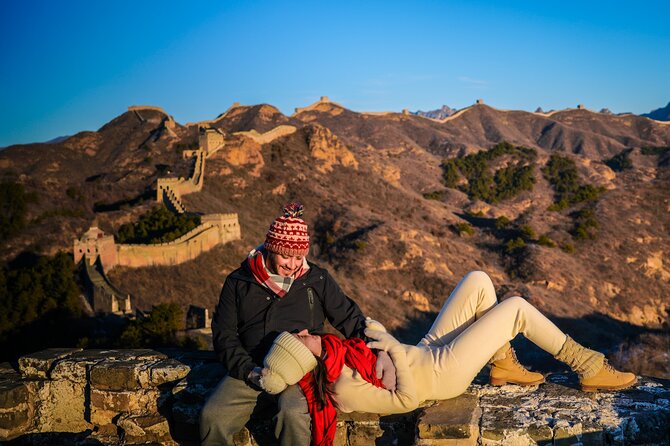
509;349;531;375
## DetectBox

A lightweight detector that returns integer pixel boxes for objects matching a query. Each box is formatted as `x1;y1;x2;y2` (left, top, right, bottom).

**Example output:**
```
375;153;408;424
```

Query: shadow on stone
4;430;104;445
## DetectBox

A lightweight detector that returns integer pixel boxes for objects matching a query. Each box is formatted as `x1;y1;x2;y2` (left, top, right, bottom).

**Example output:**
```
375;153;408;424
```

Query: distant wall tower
199;127;225;155
73;224;118;270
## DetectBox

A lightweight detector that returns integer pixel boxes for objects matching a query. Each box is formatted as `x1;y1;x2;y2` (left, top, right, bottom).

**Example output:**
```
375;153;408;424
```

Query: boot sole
490;377;545;386
581;376;637;392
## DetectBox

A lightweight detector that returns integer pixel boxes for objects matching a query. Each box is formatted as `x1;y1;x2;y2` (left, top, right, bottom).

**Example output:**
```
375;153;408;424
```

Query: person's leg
200;374;261;446
431;296;567;399
418;271;498;347
275;384;311;446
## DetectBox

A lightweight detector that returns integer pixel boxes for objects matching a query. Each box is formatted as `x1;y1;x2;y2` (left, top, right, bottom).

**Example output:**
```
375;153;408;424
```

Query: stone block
0;380;29;410
417;394;480;441
90;388;161;417
18;348;82;379
0;408;29;431
90;359;156;391
348;423;385;446
32;379;89;433
149;358;191;386
0;362;19;379
51;357;98;384
90;407;118;426
51;348;160;384
333;421;348;446
117;413;174;444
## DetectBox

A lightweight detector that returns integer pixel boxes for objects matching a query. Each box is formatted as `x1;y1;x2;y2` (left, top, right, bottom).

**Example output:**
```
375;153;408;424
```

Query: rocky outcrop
1;349;668;445
305;125;359;173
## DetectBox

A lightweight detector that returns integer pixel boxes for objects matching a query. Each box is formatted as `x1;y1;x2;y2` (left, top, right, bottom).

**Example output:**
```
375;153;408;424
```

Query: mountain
413;105;457;120
642;101;670;121
1;101;669;377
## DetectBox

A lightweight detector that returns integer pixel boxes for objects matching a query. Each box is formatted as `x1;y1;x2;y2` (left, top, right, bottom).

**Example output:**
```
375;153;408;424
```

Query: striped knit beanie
265;202;310;256
260;331;317;394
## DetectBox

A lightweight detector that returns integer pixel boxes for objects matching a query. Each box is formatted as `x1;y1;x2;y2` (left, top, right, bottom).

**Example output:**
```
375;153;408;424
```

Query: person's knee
463;270;495;298
463;270;493;289
500;296;531;317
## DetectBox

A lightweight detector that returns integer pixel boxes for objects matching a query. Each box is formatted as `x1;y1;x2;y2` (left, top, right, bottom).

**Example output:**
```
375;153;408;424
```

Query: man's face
267;252;303;277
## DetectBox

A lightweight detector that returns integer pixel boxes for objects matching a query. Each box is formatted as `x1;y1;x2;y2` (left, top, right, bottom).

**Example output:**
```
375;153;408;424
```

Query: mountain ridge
1;99;668;378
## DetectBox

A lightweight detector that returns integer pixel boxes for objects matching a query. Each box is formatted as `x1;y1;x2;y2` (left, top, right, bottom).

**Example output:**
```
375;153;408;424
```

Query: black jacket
212;260;367;382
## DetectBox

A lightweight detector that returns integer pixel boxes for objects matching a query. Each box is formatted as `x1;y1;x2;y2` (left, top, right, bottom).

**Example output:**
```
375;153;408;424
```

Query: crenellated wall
234;125;297;145
156;148;206;206
116;214;240;268
1;349;668;445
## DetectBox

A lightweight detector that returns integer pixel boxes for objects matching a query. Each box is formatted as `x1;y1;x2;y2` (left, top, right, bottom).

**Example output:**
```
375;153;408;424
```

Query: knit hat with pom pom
260;331;318;394
264;202;310;256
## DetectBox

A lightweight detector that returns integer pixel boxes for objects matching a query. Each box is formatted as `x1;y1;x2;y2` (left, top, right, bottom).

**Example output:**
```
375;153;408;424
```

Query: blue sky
1;0;669;147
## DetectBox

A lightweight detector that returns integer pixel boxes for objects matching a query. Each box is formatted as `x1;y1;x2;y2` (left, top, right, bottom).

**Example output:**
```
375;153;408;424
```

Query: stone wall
234;125;297;145
74;214;240;273
82;258;132;315
156;148;206;205
115;214;240;268
127;105;173;119
1;349;668;445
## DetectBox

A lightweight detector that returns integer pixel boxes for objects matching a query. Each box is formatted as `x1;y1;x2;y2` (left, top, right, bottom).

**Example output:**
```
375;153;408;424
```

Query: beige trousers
417;271;567;399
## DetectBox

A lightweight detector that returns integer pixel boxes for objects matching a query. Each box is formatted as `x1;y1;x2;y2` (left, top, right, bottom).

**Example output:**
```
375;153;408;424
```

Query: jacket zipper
307;287;315;329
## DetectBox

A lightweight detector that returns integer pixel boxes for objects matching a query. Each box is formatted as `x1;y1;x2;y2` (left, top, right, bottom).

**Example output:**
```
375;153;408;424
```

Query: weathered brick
0;381;29;410
32;379;89;433
117;413;174;444
149;358;191;387
90;388;160;413
18;348;81;379
348;423;385;446
0;408;29;430
90;359;155;391
417;394;480;440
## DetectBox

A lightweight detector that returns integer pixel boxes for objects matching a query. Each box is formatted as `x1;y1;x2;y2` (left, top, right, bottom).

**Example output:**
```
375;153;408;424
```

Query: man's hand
247;366;263;388
375;350;397;390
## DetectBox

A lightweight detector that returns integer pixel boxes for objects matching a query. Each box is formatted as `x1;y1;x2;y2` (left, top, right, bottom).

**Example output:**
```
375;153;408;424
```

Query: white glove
365;317;387;333
365;327;401;352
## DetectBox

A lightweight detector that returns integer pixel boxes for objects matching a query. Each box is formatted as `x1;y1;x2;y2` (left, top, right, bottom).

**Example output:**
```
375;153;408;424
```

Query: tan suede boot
489;343;545;386
554;336;637;392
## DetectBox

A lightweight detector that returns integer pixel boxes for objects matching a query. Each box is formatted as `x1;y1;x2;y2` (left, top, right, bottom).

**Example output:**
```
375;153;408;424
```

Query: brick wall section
1;349;668;445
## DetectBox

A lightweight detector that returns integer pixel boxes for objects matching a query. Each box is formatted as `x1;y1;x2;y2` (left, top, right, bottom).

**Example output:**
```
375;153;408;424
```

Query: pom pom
259;370;288;394
283;202;304;219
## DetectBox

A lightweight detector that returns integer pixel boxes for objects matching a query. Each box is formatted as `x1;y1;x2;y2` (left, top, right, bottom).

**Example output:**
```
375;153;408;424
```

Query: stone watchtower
198;127;225;156
73;224;118;271
73;224;131;315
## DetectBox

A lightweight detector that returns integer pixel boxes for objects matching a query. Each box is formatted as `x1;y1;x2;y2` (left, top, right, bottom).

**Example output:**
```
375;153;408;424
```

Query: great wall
73;115;240;314
0;348;668;445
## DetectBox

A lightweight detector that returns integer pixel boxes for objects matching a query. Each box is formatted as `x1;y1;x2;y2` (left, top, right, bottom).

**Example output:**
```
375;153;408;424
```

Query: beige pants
418;271;567;399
